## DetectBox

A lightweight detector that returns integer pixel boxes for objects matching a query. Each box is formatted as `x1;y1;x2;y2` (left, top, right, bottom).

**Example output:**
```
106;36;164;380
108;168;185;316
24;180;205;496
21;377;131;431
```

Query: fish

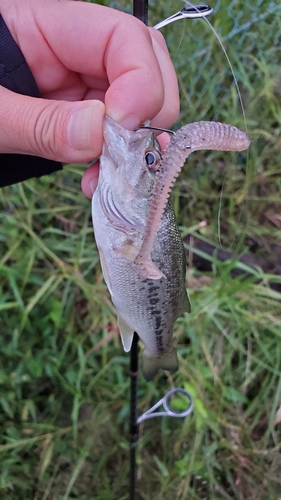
92;116;250;381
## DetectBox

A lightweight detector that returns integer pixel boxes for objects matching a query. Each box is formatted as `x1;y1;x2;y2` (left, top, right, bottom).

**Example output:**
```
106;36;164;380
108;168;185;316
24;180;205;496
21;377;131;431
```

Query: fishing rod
129;2;213;499
129;331;193;499
129;2;147;498
133;0;148;24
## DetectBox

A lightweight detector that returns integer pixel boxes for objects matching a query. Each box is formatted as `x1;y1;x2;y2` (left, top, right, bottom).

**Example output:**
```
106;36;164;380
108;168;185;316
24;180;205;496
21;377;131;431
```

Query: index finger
35;1;177;127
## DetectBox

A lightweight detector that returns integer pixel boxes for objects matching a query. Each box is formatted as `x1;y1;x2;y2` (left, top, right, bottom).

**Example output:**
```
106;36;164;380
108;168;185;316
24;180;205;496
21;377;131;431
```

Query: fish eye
145;149;161;172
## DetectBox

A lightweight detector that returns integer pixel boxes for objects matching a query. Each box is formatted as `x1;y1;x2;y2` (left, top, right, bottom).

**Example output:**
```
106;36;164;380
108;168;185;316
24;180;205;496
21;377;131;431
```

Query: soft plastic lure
133;121;250;280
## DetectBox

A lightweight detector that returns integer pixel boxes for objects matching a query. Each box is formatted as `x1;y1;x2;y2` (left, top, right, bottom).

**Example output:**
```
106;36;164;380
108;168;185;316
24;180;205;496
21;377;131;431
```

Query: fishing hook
138;125;176;136
154;4;213;30
137;388;194;425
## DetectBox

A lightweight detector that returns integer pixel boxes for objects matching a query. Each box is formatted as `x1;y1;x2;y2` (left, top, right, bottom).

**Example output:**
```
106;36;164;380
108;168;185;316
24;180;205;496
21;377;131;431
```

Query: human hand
0;0;179;196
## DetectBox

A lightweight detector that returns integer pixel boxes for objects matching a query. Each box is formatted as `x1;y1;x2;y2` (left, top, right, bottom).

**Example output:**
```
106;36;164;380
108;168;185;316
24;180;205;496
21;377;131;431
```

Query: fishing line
176;1;247;134
198;5;249;250
154;0;247;133
185;1;249;250
138;125;175;135
156;1;249;251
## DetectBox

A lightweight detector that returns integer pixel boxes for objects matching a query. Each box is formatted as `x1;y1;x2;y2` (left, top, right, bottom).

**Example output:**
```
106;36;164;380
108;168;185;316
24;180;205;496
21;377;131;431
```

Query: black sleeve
0;15;62;188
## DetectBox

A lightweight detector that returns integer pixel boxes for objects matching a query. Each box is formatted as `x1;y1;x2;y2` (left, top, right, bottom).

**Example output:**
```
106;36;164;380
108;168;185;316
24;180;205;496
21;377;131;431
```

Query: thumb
0;86;105;163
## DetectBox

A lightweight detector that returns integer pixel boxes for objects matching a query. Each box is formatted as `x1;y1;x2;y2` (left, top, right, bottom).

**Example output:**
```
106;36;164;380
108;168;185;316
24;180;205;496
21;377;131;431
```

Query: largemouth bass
92;117;250;381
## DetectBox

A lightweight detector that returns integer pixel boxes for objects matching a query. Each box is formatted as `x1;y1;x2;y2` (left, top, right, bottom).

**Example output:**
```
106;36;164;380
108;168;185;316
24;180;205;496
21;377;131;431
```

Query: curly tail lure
132;121;250;280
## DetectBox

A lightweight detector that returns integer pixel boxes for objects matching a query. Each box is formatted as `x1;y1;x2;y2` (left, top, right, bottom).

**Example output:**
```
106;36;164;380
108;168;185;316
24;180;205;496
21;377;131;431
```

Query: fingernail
67;102;104;151
118;114;140;131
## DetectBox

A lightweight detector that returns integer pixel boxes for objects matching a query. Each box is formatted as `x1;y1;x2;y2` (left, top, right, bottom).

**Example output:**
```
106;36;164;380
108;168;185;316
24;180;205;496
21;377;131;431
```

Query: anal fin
117;314;134;352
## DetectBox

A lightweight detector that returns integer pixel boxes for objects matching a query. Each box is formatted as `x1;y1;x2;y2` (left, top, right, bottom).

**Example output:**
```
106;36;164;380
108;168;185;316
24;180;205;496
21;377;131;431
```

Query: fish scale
92;116;250;381
92;117;190;381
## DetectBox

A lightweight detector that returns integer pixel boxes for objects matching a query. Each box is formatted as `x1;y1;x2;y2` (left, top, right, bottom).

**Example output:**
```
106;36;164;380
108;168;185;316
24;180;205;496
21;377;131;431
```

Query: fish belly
93;197;190;379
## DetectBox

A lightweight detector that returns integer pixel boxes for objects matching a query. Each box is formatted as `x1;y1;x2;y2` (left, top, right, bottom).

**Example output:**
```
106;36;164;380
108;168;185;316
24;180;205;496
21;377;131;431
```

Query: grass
1;0;281;498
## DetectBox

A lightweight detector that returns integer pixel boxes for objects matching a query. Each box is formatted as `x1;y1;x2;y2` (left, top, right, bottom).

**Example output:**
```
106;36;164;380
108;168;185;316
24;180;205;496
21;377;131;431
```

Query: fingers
30;1;179;129
0;0;179;191
148;29;180;129
81;161;100;199
0;86;105;162
104;23;179;129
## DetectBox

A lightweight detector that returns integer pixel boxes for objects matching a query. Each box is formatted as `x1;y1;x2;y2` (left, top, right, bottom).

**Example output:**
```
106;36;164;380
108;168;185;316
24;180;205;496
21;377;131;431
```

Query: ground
0;1;281;499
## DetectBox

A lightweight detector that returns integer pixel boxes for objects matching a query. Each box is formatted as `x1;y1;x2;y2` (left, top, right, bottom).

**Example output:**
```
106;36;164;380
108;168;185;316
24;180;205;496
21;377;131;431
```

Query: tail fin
142;349;179;381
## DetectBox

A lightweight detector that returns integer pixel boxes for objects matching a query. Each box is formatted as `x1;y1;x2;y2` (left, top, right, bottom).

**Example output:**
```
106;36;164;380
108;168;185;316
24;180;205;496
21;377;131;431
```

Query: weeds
1;1;281;499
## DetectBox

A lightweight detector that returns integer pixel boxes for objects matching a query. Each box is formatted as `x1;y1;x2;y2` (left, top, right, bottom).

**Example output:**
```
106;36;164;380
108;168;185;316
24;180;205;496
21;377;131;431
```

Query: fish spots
145;283;165;352
154;315;164;351
150;298;159;305
155;329;164;351
147;285;160;307
155;316;161;330
154;319;168;353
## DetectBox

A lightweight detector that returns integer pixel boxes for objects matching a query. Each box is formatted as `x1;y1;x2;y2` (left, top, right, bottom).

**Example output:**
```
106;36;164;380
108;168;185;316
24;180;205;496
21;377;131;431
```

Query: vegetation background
1;0;281;498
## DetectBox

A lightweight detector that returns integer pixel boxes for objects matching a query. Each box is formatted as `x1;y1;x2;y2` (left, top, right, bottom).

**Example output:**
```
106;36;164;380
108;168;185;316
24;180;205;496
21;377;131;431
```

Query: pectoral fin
115;243;140;261
117;314;134;352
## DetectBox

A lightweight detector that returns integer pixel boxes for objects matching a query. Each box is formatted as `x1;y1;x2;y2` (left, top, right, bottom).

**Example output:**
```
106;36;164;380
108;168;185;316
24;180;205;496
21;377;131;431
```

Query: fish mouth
103;115;153;147
102;116;160;192
98;116;159;235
